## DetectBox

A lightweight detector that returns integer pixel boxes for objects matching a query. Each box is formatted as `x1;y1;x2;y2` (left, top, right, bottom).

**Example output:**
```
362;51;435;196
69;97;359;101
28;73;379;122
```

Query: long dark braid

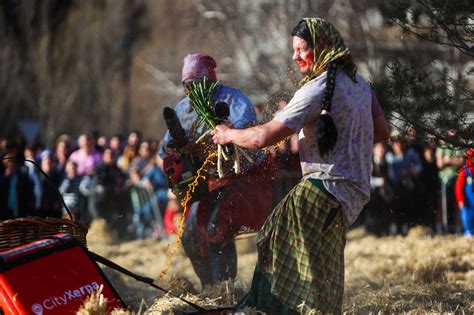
292;20;342;156
317;61;338;156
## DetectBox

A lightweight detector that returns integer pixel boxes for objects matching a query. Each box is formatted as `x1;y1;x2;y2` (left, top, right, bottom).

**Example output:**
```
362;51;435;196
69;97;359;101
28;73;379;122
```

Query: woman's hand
212;125;232;145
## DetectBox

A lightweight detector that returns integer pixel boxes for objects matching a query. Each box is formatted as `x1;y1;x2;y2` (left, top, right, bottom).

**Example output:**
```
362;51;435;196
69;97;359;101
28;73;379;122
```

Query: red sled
0;233;125;315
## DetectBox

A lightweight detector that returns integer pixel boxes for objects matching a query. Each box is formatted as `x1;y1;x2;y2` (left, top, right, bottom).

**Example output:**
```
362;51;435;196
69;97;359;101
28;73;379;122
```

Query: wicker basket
0;216;88;252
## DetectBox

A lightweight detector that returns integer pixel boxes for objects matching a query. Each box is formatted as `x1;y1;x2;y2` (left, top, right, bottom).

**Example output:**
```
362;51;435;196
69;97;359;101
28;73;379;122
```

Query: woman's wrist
225;128;234;144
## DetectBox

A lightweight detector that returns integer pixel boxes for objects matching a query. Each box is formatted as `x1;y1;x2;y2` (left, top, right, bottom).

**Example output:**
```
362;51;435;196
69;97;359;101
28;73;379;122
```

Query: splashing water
159;151;217;282
158;134;290;282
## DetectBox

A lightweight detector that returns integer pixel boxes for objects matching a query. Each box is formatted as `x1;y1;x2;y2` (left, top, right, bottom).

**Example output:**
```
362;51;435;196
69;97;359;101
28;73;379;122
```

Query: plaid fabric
257;179;346;313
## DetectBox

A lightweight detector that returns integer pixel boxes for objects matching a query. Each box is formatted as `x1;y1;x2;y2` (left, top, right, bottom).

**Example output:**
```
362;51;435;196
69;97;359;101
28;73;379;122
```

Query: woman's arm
212;120;295;149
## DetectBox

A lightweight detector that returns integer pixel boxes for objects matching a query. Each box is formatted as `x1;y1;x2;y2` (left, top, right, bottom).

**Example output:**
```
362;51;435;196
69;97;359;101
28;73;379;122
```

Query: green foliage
380;0;474;56
376;0;474;148
373;59;474;148
185;77;219;130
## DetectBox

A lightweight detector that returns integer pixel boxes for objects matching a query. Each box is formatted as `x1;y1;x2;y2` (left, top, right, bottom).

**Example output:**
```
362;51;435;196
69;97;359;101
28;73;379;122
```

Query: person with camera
159;53;273;287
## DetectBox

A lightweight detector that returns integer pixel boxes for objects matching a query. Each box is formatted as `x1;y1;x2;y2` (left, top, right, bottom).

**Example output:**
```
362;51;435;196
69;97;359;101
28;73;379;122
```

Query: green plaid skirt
241;179;346;314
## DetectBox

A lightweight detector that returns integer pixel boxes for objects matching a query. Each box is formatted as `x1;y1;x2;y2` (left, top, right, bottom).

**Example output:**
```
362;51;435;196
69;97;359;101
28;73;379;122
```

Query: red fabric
194;156;275;244
181;54;217;83
455;166;474;206
0;235;123;314
163;208;178;235
455;149;474;205
455;168;468;205
466;149;473;168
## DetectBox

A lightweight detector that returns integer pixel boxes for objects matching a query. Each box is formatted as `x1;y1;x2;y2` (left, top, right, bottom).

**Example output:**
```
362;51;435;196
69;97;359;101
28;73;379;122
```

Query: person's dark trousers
208;241;237;282
182;207;212;286
182;203;237;287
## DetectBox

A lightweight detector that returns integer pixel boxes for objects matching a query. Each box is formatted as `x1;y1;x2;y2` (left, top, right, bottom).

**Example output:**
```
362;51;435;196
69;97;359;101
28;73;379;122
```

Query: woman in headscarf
213;18;389;313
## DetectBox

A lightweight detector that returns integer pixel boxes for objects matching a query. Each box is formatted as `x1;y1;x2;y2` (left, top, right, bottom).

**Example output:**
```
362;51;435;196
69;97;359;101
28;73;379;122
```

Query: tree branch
416;0;474;57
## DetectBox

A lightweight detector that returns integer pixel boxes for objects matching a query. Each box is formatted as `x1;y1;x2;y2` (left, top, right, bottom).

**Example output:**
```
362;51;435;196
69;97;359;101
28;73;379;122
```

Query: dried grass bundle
76;285;132;315
148;279;250;314
163;275;198;297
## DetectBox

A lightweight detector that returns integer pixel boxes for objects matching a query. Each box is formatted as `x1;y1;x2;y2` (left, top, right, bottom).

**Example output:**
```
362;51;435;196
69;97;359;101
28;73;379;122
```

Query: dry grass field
80;220;474;314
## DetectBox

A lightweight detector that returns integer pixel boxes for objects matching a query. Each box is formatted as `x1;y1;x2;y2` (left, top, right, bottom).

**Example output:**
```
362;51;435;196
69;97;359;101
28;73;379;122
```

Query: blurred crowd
356;129;473;236
0;130;175;240
1;126;472;239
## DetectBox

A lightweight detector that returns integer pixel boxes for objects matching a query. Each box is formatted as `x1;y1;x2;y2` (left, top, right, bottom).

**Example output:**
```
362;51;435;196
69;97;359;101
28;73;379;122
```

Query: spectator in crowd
362;142;391;235
0;152;35;220
405;124;424;158
87;130;104;153
142;153;169;216
36;150;62;218
131;140;154;176
54;134;72;180
90;148;126;220
149;139;160;157
418;144;439;228
97;135;108;152
455;149;474;236
59;160;89;221
126;142;169;239
109;134;123;163
118;130;141;172
385;131;423;235
436;134;464;233
23;145;42;209
128;164;160;239
69;133;103;176
405;125;428;225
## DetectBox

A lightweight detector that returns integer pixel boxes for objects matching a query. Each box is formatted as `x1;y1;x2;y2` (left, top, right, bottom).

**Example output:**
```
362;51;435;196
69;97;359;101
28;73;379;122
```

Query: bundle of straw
186;77;251;178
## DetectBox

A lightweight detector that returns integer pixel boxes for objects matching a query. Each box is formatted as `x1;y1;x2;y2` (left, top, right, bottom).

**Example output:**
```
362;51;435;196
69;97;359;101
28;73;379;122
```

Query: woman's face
103;149;114;165
292;36;314;75
139;142;150;159
41;156;53;173
110;137;121;151
65;161;77;177
373;143;386;159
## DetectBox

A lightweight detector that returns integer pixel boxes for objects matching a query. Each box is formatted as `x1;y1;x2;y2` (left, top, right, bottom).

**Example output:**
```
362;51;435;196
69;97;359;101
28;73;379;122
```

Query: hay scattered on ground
344;228;474;314
147;279;252;314
83;221;474;314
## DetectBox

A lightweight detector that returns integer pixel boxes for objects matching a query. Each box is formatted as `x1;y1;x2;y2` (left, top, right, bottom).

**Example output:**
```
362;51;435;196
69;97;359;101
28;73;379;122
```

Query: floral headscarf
300;18;357;86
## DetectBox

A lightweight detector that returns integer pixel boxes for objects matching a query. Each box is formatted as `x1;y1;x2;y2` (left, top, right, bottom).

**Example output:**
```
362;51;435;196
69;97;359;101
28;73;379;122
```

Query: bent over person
160;54;274;287
212;18;389;313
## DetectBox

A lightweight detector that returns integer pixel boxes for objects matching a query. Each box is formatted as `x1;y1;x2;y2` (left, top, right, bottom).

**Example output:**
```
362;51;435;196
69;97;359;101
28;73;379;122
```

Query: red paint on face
292;36;314;75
